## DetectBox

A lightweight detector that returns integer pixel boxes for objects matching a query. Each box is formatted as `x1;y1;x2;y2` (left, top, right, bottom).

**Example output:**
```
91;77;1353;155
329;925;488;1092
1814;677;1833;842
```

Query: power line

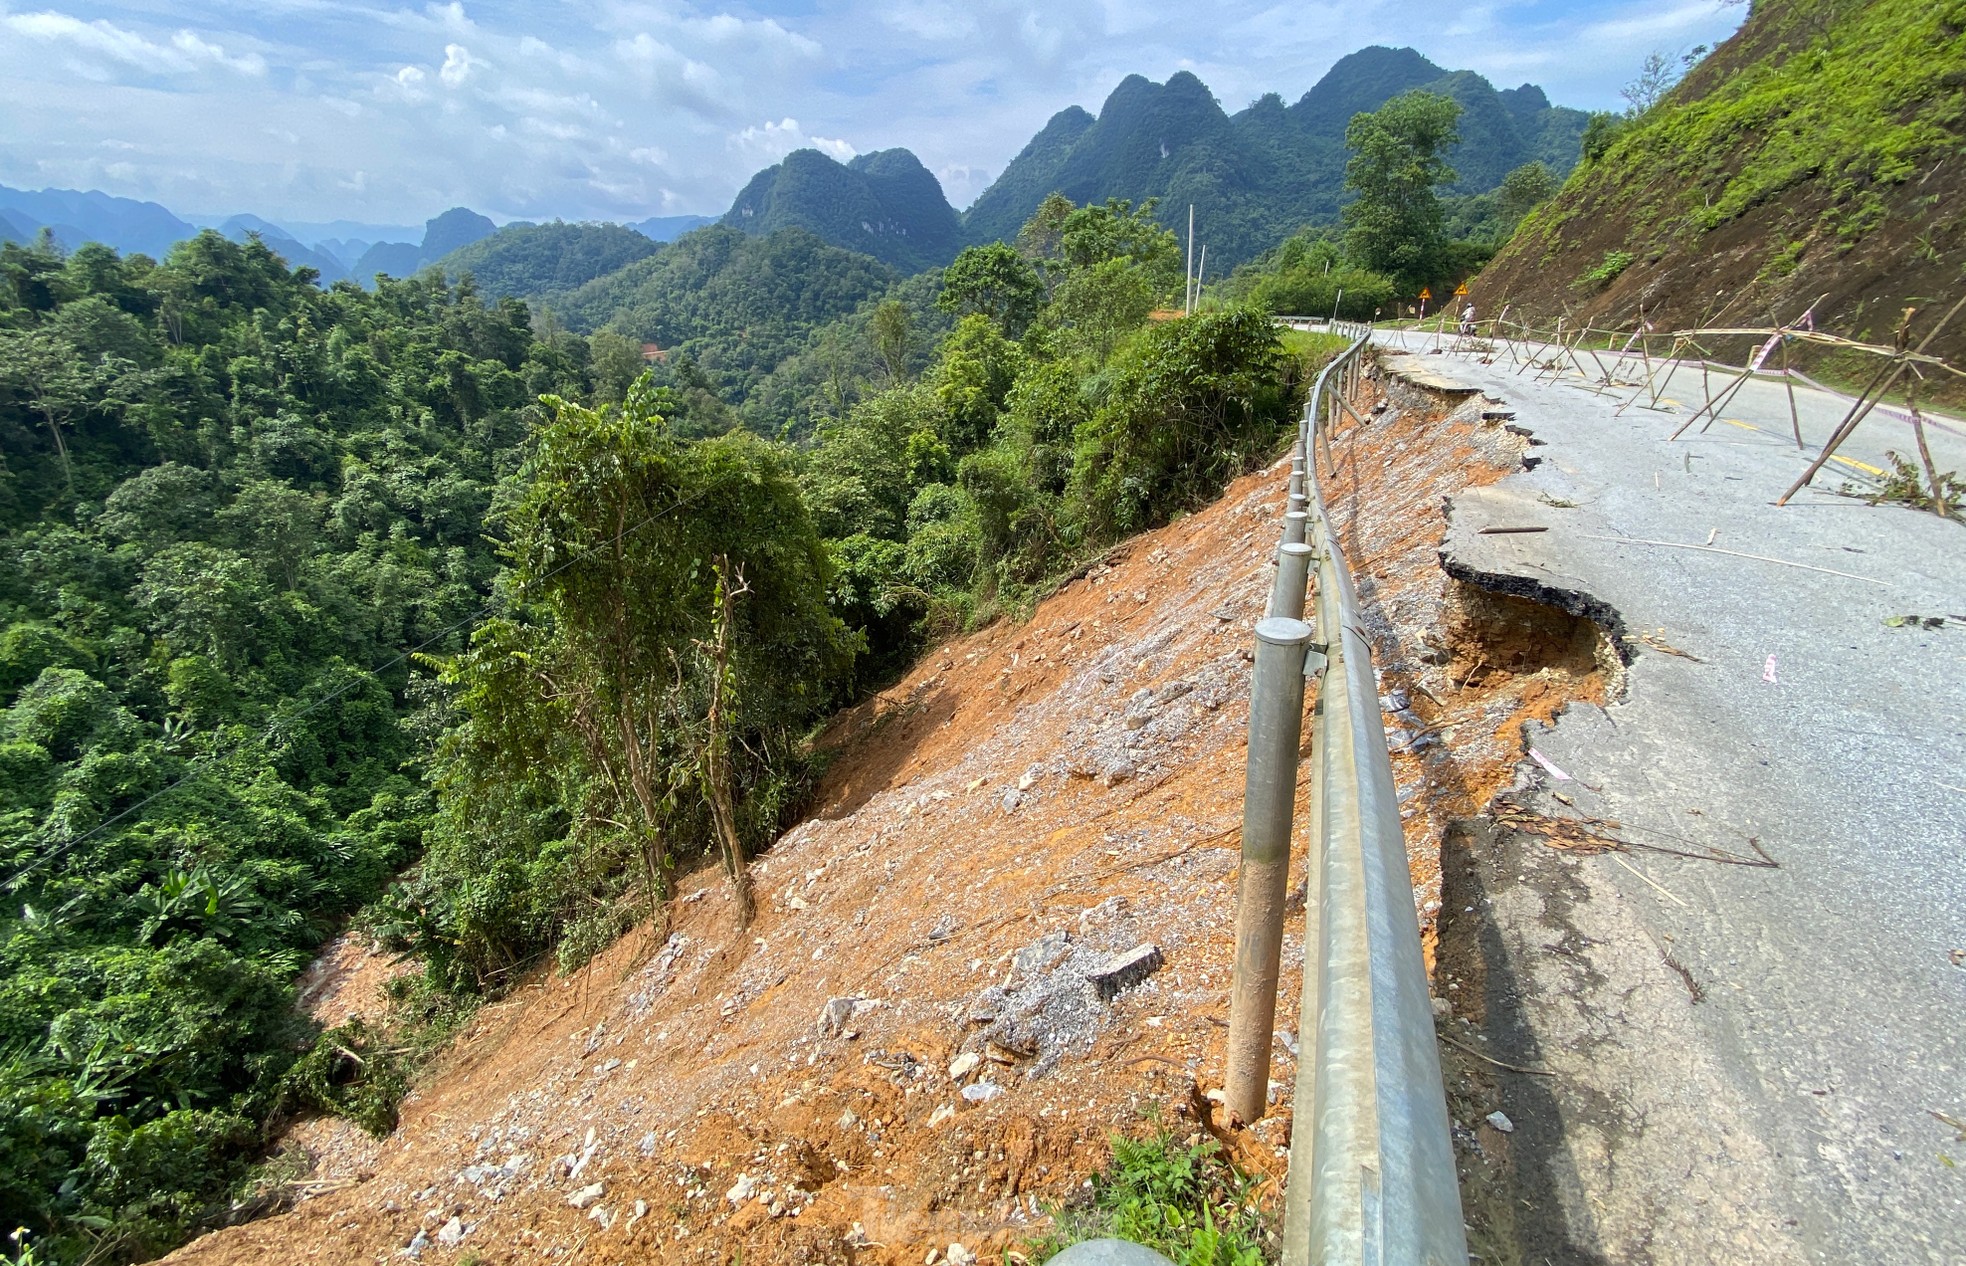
2;484;713;891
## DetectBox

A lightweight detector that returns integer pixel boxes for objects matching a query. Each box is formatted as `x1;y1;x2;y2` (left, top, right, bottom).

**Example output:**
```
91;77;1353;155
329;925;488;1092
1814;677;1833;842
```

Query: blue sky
0;0;1748;228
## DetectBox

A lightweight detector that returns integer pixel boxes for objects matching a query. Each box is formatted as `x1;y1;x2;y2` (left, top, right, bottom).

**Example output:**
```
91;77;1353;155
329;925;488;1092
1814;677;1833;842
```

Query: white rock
818;996;860;1036
568;1182;605;1209
435;1217;465;1247
948;1243;976;1266
961;1081;1004;1103
927;1104;957;1128
1485;1110;1515;1133
948;1051;981;1080
726;1173;757;1204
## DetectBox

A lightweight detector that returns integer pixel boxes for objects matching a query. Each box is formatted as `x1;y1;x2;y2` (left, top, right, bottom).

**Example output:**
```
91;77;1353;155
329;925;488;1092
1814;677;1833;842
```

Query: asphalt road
1373;332;1966;1263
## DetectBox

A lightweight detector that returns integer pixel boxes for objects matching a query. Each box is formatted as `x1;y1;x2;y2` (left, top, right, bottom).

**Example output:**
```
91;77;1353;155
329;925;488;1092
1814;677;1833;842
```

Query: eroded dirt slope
166;365;1607;1266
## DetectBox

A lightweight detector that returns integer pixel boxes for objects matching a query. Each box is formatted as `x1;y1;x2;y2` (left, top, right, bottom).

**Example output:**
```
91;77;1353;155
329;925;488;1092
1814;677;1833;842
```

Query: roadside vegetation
1032;1128;1274;1266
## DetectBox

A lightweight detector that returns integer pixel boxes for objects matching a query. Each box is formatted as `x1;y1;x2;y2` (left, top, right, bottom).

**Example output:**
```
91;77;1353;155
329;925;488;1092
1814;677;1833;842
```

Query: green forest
0;173;1335;1260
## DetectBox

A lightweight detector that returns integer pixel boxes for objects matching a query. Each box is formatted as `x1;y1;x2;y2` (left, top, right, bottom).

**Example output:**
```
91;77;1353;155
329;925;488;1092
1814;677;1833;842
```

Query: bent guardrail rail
1225;321;1467;1264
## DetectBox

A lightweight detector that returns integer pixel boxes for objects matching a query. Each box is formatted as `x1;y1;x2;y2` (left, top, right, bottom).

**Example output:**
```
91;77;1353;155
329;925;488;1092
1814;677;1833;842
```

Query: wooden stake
1906;385;1952;517
1778;291;1966;505
1780;339;1803;449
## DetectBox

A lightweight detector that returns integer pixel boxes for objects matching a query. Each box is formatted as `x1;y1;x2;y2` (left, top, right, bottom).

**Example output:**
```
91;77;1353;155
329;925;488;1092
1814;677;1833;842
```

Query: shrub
1032;1129;1273;1266
1069;309;1289;542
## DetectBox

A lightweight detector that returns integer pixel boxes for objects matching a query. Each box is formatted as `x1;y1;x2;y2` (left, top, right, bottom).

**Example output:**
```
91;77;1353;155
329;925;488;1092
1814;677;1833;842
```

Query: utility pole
1186;205;1195;315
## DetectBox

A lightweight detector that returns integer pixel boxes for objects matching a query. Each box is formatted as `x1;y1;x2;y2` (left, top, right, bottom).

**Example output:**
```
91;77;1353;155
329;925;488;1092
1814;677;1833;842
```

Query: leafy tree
936;244;1045;337
1578;111;1626;164
932;315;1027;454
588;330;649;403
1496;161;1559;225
870;299;913;384
421;377;853;968
1341;90;1463;293
801;385;941;542
1016;192;1077;295
1070;308;1288;540
1621;50;1679;116
1058;198;1182;289
1048;259;1158;365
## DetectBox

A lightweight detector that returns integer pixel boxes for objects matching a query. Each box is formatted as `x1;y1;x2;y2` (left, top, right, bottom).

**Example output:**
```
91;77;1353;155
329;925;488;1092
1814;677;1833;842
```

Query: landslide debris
165;360;1610;1266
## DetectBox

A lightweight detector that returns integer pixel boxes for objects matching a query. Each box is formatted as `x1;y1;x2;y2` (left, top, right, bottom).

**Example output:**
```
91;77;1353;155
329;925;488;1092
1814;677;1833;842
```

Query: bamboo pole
1776;292;1966;505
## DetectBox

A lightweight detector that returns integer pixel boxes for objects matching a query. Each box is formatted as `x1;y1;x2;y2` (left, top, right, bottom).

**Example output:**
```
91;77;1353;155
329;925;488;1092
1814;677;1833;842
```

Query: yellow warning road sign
1418;288;1432;301
1453;283;1469;297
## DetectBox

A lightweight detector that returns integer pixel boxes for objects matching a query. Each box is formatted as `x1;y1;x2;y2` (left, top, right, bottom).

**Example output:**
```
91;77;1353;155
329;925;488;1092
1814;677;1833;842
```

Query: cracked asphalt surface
1374;331;1966;1264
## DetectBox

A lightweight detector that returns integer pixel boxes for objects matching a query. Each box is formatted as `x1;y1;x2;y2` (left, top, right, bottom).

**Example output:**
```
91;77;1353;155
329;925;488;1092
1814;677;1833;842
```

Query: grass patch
1030;1130;1276;1266
1577;250;1635;288
1277;328;1352;363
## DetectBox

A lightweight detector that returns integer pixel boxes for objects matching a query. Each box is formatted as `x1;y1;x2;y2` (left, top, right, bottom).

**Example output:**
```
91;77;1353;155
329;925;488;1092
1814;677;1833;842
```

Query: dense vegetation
0;230;600;1260
432;221;660;303
1034;1129;1273;1265
0;175;1324;1259
555;225;898;411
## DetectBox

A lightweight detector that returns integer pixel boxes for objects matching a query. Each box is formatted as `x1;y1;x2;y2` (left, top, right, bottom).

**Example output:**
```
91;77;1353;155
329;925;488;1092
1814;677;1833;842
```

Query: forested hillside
0;231;597;1260
724;149;965;273
554;225;899;409
1474;0;1966;367
700;48;1584;276
431;221;660;303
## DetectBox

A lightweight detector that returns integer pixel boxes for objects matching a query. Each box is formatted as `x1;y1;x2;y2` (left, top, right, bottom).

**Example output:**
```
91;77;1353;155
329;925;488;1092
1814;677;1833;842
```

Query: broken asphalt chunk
1086;942;1164;1001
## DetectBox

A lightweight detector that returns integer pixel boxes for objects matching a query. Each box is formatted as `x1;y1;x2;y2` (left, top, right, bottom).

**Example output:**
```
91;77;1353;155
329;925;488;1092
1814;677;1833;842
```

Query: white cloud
3;10;266;77
438;42;478;86
731;118;855;164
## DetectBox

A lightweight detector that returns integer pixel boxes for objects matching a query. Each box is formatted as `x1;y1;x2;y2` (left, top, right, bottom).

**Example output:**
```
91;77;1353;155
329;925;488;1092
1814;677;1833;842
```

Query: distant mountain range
0;185;712;288
2;45;1590;288
725;47;1589;272
0;185;200;259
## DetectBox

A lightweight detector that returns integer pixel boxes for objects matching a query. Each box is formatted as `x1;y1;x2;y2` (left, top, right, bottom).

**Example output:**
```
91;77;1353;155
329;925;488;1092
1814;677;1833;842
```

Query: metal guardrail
1223;321;1468;1264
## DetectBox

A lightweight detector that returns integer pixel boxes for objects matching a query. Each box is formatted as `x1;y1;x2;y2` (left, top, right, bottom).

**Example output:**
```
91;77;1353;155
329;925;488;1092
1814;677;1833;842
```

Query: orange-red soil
163;364;1604;1266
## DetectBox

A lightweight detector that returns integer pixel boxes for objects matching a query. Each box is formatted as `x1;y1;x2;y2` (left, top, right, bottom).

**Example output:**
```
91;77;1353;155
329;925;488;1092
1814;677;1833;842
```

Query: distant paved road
1373;331;1966;1263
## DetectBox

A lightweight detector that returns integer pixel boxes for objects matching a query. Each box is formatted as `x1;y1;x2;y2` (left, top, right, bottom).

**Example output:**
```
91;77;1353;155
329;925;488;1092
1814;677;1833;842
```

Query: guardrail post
1282;509;1308;547
1225;616;1313;1125
1267;541;1314;620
